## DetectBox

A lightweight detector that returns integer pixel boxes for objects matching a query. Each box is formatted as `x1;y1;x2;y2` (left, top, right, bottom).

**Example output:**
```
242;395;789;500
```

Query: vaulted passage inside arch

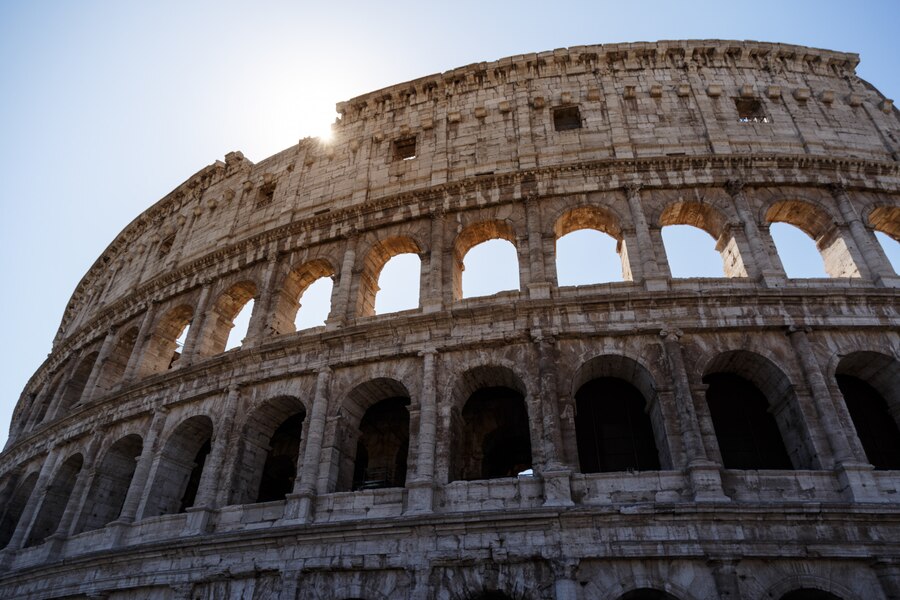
0;473;38;548
352;397;410;490
26;454;83;547
837;374;900;470
779;590;843;600
140;304;193;376
205;281;258;355
455;387;532;481
75;434;143;533
575;377;660;473
704;373;793;470
94;326;139;393
58;352;99;413
142;416;213;518
468;593;517;600
256;412;306;502
619;590;682;600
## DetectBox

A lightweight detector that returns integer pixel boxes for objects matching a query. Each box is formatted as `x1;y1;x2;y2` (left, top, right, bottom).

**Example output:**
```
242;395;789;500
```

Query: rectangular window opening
553;106;582;131
735;98;769;123
393;137;417;160
257;184;276;207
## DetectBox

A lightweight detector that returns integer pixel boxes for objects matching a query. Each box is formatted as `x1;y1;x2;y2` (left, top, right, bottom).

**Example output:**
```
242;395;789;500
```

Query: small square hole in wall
392;137;417;160
158;234;175;258
735;98;769;123
553;106;582;131
256;183;275;207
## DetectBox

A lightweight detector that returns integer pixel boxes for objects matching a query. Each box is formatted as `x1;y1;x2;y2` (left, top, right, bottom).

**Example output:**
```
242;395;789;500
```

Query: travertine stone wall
0;40;899;600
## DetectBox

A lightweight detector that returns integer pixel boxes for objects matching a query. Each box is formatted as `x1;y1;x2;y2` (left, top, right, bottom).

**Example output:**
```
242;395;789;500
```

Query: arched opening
454;220;520;300
575;377;661;473
295;277;333;330
26;453;83;547
333;379;411;492
374;253;421;315
779;590;843;600
233;396;307;506
869;206;900;274
451;367;532;481
0;472;38;548
660;201;746;278
203;281;258;356
268;259;336;334
770;222;828;278
766;200;860;278
555;205;628;285
75;434;143;533
619;590;681;600
468;593;516;600
142;416;213;518
704;373;793;469
93;326;139;394
139;304;194;377
358;236;422;317
835;352;900;470
32;371;66;426
57;351;99;414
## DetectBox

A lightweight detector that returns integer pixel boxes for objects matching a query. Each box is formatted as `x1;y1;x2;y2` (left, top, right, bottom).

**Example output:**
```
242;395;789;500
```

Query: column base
542;468;575;507
528;282;552;300
284;491;315;523
107;519;133;547
688;461;730;502
760;269;787;288
405;480;435;515
183;506;216;534
836;461;886;502
644;277;669;292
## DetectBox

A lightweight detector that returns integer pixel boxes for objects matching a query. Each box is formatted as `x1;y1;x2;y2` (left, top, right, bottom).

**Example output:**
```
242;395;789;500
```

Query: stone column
625;185;668;290
534;333;573;507
709;557;744;599
122;301;158;383
525;195;551;299
55;432;103;539
244;251;282;347
43;359;82;423
422;212;445;313
82;327;118;403
287;367;331;522
326;235;357;329
660;330;728;501
179;280;214;366
786;326;883;502
726;180;786;286
831;184;899;287
407;350;438;514
116;407;168;525
873;559;900;600
187;385;240;532
552;559;579;600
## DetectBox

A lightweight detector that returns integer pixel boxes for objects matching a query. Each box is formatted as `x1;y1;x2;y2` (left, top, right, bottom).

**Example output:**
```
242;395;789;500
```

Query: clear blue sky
1;0;899;448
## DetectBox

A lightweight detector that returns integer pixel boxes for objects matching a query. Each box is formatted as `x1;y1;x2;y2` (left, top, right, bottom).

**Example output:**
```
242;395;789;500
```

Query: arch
453;220;520;300
357;236;422;317
618;590;682;600
233;396;308;505
202;280;259;356
555;205;629;284
26;453;84;547
0;472;39;548
766;199;860;278
93;326;140;394
333;378;411;492
56;351;99;415
270;258;336;335
32;369;67;426
702;350;802;469
142;415;213;518
835;351;900;470
660;201;746;278
75;434;143;533
139;304;194;377
779;590;843;600
450;366;532;481
868;205;900;241
770;222;829;278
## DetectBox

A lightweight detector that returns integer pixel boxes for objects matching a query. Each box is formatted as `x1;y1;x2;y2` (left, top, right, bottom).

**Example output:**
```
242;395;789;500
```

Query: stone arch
55;350;100;416
702;350;812;469
763;574;859;600
834;351;900;469
75;433;143;533
139;303;194;377
779;590;844;600
765;199;861;278
141;415;213;518
617;590;682;600
270;258;337;335
868;205;900;241
93;326;140;394
554;205;631;283
0;471;39;548
200;280;259;356
659;200;747;278
357;236;422;317
450;365;533;481
453;219;520;300
232;395;308;505
332;378;412;492
571;354;667;472
26;453;84;547
31;368;67;427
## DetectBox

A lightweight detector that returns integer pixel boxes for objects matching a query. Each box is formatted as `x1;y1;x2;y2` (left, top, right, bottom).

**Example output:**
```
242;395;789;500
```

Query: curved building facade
1;40;899;600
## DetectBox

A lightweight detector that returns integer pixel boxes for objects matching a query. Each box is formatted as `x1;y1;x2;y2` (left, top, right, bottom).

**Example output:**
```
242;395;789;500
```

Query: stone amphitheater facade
1;39;899;600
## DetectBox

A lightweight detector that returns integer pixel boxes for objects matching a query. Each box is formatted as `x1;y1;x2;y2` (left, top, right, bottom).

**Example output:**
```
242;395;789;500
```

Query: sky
1;0;899;448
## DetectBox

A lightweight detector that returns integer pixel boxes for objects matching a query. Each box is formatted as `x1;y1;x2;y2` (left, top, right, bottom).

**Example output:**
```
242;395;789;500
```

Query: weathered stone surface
0;39;899;599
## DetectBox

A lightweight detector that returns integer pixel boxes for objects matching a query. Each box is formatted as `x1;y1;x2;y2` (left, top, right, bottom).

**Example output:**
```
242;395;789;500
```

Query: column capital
624;183;642;198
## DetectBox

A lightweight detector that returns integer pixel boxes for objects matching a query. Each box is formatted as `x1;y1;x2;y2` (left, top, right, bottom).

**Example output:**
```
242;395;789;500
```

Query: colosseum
0;39;899;600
